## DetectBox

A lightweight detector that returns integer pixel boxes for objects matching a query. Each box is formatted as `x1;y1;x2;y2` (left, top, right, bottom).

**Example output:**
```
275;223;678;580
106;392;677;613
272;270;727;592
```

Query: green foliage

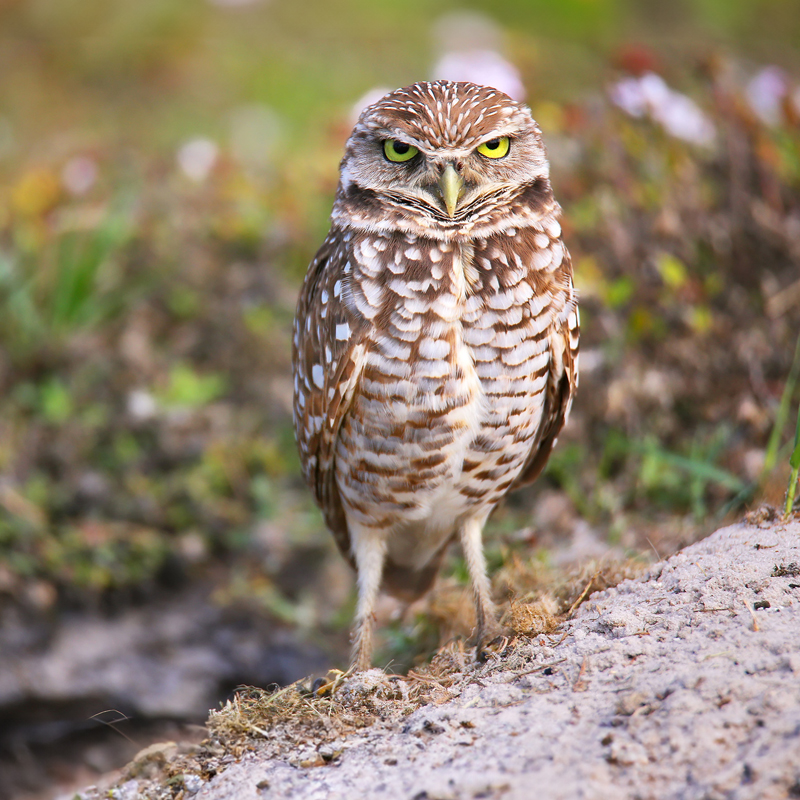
791;411;800;472
545;427;751;524
0;204;136;359
158;363;228;409
0;507;171;592
545;443;594;517
635;433;749;520
655;253;688;291
786;404;800;517
605;277;636;308
38;378;74;423
0;0;798;636
219;569;299;625
250;474;278;520
764;333;800;478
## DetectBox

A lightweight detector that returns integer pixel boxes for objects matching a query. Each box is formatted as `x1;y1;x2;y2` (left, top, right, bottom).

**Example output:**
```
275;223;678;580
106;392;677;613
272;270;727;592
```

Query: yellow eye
383;139;419;162
477;137;510;159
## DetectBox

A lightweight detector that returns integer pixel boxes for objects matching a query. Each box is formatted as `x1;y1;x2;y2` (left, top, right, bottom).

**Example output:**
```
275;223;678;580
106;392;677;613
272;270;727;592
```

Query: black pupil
393;141;410;154
485;139;500;150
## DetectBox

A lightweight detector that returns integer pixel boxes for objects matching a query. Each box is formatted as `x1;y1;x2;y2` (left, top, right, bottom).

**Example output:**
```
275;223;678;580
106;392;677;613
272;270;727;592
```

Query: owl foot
310;668;349;697
476;633;511;663
472;611;509;661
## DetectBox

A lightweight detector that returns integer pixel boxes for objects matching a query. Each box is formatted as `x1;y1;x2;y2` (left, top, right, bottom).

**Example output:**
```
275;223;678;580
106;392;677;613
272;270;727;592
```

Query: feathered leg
459;516;500;655
349;524;388;671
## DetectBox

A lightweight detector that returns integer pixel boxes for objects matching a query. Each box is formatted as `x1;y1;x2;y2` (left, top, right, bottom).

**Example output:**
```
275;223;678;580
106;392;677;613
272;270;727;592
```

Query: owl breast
334;229;563;570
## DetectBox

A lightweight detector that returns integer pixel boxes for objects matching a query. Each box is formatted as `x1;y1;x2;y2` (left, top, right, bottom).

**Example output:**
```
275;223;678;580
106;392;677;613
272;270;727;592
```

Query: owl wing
513;265;580;489
292;227;367;563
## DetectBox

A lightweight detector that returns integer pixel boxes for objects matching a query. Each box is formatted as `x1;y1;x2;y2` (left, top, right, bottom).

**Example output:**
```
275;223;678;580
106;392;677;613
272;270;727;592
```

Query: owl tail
381;546;450;603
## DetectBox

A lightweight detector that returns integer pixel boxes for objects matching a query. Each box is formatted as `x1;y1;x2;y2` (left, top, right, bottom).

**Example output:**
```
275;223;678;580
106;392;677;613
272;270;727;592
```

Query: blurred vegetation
0;0;799;663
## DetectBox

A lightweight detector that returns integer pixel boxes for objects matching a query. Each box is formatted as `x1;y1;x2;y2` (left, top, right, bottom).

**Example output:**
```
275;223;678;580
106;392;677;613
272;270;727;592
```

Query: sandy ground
173;518;800;800
66;517;800;800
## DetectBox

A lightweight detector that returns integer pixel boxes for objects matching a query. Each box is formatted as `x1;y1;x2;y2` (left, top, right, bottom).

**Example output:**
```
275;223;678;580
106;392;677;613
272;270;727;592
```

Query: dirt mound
74;517;800;800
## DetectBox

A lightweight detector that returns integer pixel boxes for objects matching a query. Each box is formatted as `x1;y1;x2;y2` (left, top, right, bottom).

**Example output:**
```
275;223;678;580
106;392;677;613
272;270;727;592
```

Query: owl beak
438;164;465;217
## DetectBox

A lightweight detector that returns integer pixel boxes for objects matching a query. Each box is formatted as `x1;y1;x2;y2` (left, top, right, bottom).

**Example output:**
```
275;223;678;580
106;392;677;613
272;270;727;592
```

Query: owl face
333;81;553;238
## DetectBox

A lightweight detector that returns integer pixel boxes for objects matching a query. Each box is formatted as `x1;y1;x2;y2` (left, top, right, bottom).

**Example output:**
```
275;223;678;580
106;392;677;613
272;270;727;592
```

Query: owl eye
476;137;510;159
383;139;419;163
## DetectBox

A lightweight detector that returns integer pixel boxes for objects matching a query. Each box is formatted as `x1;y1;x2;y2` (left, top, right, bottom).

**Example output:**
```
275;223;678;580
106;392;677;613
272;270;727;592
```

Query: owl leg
349;525;388;672
459;517;500;657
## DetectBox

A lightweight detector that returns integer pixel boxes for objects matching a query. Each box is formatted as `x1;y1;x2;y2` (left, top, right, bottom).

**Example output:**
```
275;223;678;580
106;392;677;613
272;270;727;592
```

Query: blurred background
1;0;799;797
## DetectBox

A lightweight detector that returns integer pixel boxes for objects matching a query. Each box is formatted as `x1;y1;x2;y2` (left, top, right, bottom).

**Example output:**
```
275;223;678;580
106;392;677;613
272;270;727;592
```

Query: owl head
332;80;554;239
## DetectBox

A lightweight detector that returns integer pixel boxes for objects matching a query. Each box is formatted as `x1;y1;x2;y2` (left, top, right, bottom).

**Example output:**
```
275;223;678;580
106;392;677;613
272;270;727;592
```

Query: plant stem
765;332;800;478
785;404;800;518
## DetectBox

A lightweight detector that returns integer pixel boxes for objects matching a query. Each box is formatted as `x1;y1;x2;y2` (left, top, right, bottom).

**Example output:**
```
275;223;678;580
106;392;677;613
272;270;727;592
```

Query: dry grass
554;558;649;617
95;553;650;800
206;552;649;748
416;552;648;657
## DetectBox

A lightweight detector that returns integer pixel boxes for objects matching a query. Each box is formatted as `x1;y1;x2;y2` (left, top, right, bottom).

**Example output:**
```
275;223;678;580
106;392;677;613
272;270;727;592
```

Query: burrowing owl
292;80;578;671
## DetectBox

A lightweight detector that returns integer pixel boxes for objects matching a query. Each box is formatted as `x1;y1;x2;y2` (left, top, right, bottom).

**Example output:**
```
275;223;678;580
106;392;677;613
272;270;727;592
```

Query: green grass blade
45;195;133;331
642;447;747;493
764;331;800;477
633;444;748;492
791;404;800;471
785;404;800;517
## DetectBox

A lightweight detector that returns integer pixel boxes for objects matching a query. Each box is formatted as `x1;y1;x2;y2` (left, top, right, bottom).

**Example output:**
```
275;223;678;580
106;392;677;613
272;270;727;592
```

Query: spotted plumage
292;80;579;670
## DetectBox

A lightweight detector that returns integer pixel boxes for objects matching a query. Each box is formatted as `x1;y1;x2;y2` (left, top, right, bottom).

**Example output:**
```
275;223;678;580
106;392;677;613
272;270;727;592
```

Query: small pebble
183;774;204;794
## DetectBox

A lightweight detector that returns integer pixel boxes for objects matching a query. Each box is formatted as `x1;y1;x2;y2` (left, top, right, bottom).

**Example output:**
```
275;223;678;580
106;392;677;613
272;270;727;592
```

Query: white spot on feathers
419;337;450;360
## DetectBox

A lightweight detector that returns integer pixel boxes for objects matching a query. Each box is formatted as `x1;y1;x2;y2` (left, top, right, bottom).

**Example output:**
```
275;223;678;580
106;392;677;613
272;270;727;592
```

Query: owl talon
475;634;510;663
311;668;348;697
